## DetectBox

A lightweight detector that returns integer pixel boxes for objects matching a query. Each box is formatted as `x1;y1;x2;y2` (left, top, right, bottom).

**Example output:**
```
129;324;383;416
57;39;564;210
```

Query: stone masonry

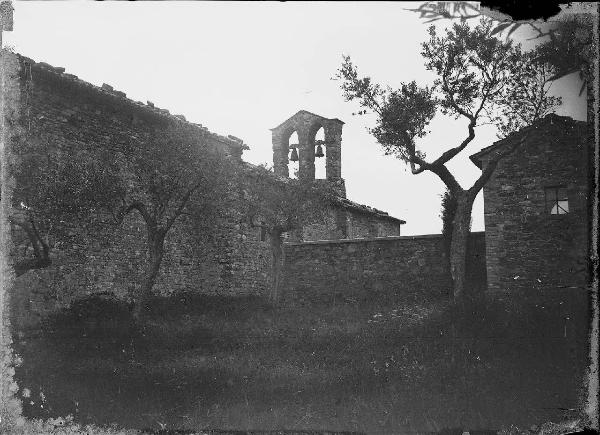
271;110;345;196
271;110;404;240
470;114;592;293
283;232;486;304
6;52;406;329
7;53;270;328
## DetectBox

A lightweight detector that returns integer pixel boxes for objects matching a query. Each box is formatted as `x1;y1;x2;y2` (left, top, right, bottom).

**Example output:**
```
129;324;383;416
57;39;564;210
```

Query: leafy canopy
242;164;332;235
119;123;237;233
337;18;561;175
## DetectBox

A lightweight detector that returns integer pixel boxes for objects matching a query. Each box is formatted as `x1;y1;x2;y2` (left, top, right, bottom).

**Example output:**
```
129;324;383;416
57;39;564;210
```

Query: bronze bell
315;144;324;158
290;147;299;162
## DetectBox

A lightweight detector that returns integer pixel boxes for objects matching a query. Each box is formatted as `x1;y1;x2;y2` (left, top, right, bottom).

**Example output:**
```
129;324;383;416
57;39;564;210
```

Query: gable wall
479;119;591;293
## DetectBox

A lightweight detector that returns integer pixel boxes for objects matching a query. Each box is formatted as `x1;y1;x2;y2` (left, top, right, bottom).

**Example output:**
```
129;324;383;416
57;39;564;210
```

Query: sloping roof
239;161;406;224
469;114;586;169
332;196;406;224
12;52;403;226
13;52;248;153
270;110;344;131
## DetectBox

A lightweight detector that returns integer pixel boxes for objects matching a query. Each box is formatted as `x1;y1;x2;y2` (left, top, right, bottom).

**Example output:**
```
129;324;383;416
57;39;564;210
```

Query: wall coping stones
284;231;485;246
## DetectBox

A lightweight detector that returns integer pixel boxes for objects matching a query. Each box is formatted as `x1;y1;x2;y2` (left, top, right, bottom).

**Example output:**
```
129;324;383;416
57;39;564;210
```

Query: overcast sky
3;2;586;235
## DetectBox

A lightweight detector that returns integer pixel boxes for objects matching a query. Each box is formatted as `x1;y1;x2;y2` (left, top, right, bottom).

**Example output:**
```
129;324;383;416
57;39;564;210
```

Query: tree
337;18;561;301
117;124;236;321
407;2;596;110
8;134;124;277
242;165;331;305
440;187;459;261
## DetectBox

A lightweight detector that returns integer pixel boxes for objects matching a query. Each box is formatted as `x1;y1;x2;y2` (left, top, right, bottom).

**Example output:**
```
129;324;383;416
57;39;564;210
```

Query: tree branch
402;132;430;174
9;216;52;276
124;201;155;229
429;163;462;194
164;183;200;233
11;218;43;261
442;73;475;121
29;218;50;259
431;120;476;166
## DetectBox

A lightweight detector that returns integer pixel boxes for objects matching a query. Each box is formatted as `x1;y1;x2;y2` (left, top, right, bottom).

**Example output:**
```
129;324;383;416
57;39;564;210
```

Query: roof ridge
14;52;248;151
270;109;344;131
469;113;586;167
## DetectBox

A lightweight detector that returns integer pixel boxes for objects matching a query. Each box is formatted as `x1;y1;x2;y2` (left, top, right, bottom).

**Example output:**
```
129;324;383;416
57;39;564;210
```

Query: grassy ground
12;288;590;434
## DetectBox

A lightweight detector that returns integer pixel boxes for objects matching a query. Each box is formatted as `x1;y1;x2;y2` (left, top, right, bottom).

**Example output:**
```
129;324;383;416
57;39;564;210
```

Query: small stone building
470;114;592;293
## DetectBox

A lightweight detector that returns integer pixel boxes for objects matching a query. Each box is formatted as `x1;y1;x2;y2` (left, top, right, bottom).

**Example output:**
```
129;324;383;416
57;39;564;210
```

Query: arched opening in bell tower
271;111;345;195
287;131;299;179
314;126;326;180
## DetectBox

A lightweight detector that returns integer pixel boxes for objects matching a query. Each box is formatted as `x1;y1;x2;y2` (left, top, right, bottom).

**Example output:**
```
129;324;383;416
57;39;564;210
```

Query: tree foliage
337;18;561;183
242;165;332;304
531;14;596;95
243;165;329;235
9;134;123;276
118;126;233;234
407;2;596;94
336;18;561;300
116;124;237;320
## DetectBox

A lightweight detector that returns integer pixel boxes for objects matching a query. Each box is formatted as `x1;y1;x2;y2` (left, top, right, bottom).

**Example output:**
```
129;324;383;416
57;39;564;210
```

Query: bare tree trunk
449;193;474;302
13;257;51;277
11;217;52;276
269;230;284;306
132;229;165;322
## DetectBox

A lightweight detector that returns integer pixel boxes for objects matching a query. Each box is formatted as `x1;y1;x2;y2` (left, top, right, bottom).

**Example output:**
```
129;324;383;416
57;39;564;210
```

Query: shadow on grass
12;288;590;433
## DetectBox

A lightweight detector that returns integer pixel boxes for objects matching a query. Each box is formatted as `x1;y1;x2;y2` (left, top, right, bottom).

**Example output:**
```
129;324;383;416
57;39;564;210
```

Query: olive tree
242;165;331;305
337;19;561;301
117;125;237;321
8;134;123;277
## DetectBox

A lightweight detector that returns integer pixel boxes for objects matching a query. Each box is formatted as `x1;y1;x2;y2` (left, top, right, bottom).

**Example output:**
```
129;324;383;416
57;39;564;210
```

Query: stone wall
282;232;486;304
475;115;591;293
8;55;273;330
7;54;404;330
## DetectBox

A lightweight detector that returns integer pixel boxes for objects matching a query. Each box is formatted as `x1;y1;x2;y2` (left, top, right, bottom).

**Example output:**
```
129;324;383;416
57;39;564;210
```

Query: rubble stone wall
478;117;591;293
282;232;486;304
7;55;404;330
8;57;270;330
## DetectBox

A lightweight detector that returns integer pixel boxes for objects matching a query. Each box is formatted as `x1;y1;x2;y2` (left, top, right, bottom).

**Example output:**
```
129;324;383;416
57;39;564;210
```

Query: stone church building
5;53;404;327
4;51;591;329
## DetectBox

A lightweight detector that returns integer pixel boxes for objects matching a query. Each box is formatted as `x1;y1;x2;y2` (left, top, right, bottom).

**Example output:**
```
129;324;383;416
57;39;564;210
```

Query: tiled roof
333;197;405;223
240;162;405;224
14;52;249;152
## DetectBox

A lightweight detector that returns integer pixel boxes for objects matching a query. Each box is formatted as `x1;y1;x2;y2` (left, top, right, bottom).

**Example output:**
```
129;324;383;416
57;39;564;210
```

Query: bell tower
270;110;345;197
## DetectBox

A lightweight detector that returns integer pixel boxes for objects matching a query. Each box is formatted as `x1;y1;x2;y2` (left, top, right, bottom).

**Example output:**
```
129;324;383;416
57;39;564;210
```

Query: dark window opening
545;186;569;215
